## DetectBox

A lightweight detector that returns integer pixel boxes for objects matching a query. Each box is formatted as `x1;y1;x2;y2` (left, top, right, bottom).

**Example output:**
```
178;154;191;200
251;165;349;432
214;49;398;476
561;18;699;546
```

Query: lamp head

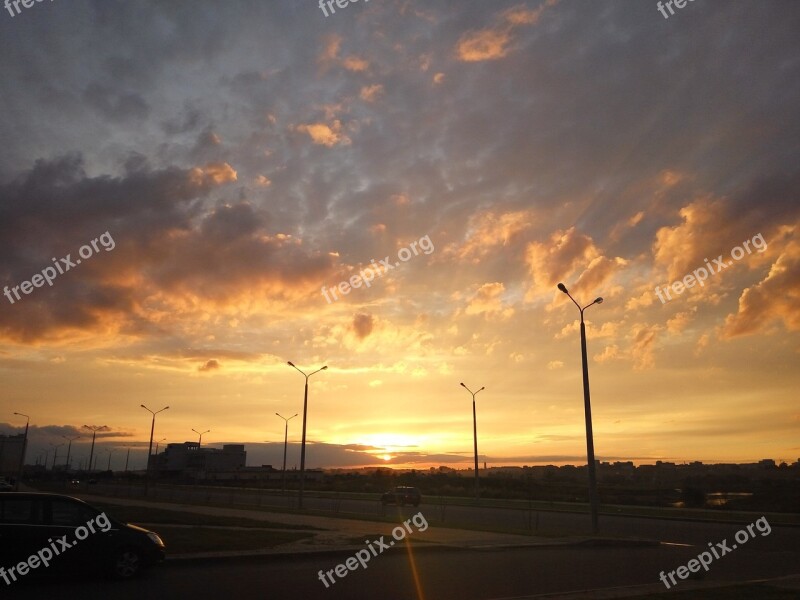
460;382;466;387
287;361;295;367
321;365;328;370
595;297;604;305
557;283;568;293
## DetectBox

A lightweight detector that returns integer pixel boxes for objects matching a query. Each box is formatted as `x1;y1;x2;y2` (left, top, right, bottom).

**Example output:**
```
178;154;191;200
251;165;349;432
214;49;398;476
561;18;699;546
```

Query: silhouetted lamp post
63;435;80;470
105;447;116;471
192;428;210;447
13;412;29;490
460;383;484;500
82;425;107;475
287;361;327;509
141;405;169;494
557;282;603;533
276;413;298;492
49;443;64;470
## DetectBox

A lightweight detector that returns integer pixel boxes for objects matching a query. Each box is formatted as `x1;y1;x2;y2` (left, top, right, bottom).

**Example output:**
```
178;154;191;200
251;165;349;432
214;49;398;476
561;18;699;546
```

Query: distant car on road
0;492;165;580
0;481;13;492
381;486;421;506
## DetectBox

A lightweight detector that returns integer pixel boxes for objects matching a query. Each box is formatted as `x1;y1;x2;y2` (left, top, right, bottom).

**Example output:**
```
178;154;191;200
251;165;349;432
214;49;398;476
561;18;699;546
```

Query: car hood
121;522;156;534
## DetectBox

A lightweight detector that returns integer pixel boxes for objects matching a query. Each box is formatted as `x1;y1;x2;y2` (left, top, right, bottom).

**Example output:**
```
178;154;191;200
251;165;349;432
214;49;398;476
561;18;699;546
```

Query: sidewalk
74;493;657;562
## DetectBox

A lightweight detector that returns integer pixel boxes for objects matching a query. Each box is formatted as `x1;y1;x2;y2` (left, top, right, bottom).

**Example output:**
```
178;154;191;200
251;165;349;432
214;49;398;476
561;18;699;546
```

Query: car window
49;499;97;526
0;498;42;524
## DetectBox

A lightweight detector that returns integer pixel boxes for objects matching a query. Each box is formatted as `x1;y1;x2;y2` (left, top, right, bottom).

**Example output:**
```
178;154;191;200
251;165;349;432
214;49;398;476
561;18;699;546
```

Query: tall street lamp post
105;448;116;471
460;383;485;500
192;429;210;447
49;443;64;470
557;282;603;533
63;435;80;470
276;413;298;492
82;425;107;476
13;412;29;491
287;362;327;509
141;405;169;494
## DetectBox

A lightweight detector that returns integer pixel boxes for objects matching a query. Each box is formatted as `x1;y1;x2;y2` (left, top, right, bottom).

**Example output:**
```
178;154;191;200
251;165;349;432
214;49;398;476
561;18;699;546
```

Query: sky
0;0;798;472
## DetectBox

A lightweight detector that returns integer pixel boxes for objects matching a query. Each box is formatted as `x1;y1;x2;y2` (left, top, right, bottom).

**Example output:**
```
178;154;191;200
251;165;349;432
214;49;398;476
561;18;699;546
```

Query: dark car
380;486;421;506
0;493;165;581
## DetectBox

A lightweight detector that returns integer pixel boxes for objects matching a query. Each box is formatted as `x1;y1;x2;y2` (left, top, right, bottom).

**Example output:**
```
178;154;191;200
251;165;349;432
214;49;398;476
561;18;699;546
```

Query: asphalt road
9;537;798;600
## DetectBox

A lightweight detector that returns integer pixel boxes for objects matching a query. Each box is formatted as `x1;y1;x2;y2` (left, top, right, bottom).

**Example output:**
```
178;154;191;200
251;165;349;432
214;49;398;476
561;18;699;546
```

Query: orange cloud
722;227;800;337
449;209;533;262
457;29;513;62
526;228;625;300
464;282;514;318
457;1;557;62
360;84;384;102
295;120;351;147
343;56;369;72
653;198;727;282
189;162;238;185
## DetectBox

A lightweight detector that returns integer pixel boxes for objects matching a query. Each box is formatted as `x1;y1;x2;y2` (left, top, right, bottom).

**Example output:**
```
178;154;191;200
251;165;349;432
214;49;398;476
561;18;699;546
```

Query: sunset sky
1;1;798;472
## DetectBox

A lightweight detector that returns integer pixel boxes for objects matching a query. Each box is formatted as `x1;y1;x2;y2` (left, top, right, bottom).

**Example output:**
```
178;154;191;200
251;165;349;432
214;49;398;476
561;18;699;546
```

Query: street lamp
141;405;169;494
276;413;298;492
82;425;108;475
49;443;64;471
13;412;29;491
105;447;116;471
155;438;167;455
287;361;327;509
557;282;603;533
192;429;210;447
460;383;485;500
63;435;80;470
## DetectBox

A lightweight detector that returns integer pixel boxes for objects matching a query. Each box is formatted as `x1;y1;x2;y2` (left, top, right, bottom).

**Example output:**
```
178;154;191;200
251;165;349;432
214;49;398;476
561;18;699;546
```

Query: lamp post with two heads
63;435;80;470
82;425;107;476
460;383;484;500
557;282;603;533
276;413;298;492
141;405;169;494
287;362;327;509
